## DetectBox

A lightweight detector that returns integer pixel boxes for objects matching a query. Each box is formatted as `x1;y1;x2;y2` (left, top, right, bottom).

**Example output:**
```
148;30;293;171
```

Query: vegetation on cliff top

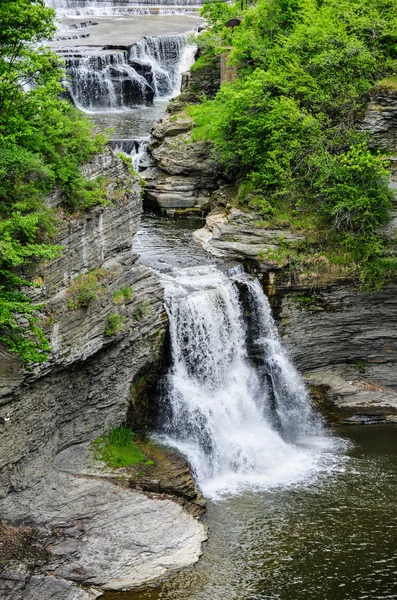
0;0;107;364
190;0;397;289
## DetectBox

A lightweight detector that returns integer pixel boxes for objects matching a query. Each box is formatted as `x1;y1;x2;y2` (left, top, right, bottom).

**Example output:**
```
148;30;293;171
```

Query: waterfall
130;35;191;97
61;34;193;111
63;49;154;110
111;138;150;171
46;0;205;17
157;265;333;499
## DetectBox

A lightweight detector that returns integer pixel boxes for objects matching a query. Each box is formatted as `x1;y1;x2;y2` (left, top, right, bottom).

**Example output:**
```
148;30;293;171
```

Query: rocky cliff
0;148;207;599
0;147;166;496
187;86;397;425
142;112;221;214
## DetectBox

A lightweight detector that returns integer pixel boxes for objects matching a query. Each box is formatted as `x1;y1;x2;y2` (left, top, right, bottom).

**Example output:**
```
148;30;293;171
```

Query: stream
47;1;397;598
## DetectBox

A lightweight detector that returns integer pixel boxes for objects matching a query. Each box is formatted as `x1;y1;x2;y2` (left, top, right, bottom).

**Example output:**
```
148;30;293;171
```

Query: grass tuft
91;425;152;469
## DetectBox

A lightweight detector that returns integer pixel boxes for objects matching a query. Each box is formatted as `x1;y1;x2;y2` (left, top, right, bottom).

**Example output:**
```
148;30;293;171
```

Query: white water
61;33;195;112
157;265;338;499
111;137;150;171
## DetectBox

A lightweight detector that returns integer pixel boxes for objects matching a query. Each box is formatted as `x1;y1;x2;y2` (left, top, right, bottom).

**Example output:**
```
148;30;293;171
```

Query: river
48;1;397;598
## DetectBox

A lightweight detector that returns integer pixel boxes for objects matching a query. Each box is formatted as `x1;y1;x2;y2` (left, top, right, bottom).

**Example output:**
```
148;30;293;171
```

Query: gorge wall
0;148;165;497
144;74;397;424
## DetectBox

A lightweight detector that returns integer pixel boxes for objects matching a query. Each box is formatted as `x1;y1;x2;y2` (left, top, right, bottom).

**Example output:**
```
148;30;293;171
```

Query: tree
0;1;106;364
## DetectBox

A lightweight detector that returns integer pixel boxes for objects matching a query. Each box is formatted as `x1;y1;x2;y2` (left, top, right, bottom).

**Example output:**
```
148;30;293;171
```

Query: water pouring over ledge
155;265;340;500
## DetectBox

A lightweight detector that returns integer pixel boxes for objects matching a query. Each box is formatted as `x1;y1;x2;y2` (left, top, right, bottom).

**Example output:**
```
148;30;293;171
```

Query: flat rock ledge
305;367;397;425
0;446;207;600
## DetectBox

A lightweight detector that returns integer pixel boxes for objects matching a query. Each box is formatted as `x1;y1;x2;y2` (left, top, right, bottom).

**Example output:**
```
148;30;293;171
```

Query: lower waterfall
157;265;335;499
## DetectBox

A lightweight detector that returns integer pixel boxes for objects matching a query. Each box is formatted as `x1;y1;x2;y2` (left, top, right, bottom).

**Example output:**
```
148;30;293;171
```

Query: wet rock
0;462;207;596
304;367;397;425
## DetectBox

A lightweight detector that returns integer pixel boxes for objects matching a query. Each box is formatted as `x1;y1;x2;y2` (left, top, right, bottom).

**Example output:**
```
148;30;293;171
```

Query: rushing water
157;265;333;499
101;425;397;600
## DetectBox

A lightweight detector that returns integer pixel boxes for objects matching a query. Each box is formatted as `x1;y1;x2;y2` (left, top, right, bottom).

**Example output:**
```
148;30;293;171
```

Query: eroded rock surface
0;445;207;598
304;367;397;424
143;113;220;213
194;206;305;271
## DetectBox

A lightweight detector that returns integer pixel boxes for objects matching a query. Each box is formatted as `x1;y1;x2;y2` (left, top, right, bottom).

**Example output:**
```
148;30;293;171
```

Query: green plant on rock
112;286;133;305
0;0;110;363
67;268;108;310
188;0;397;290
104;312;126;336
133;300;153;320
91;425;153;469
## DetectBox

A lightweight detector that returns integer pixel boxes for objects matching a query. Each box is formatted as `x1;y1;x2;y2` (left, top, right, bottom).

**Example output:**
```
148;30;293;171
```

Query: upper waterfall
157;265;336;499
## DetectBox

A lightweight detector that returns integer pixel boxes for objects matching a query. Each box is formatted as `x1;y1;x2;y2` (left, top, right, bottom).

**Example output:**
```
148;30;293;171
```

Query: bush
189;0;397;289
112;286;134;305
67;269;108;310
0;0;109;362
104;312;126;336
91;425;152;469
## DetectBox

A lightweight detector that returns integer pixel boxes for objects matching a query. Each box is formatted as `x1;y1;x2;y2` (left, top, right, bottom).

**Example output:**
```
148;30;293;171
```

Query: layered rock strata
0;148;206;598
143;113;220;213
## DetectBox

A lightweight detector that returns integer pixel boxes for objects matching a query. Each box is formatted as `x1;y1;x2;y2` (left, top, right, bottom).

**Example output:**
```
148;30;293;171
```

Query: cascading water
63;49;154;110
157;265;335;499
111;138;150;171
47;0;205;17
62;33;195;114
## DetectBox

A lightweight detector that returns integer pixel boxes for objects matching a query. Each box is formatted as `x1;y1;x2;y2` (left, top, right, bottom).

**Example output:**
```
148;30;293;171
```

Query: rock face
275;283;397;423
143;113;220;213
303;367;397;425
0;148;207;598
0;445;207;598
0;148;165;497
194;206;305;271
361;84;397;152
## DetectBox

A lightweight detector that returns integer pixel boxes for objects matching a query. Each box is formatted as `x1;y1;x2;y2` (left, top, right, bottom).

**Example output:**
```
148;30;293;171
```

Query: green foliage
0;0;109;362
112;286;134;305
67;268;108;310
116;152;137;175
91;425;152;469
189;0;397;289
104;312;126;336
133;300;153;320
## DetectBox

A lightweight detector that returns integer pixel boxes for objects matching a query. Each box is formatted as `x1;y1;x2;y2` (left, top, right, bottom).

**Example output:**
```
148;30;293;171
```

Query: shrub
189;0;397;289
67;268;108;310
112;286;133;305
104;312;126;336
133;300;153;320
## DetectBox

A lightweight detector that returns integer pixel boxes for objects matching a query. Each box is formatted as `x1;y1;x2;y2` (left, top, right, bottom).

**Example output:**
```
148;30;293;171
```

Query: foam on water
156;265;341;499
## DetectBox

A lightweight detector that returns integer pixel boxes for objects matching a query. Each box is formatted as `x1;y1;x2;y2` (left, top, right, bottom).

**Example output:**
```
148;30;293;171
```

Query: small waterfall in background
110;138;150;171
47;0;205;17
62;34;194;112
157;265;336;499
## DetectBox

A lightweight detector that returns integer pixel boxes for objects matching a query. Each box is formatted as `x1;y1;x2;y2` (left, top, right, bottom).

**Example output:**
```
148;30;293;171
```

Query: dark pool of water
101;425;397;600
133;212;216;270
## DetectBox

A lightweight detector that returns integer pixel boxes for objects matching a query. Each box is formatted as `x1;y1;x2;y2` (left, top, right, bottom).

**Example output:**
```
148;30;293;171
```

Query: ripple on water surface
101;426;397;600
